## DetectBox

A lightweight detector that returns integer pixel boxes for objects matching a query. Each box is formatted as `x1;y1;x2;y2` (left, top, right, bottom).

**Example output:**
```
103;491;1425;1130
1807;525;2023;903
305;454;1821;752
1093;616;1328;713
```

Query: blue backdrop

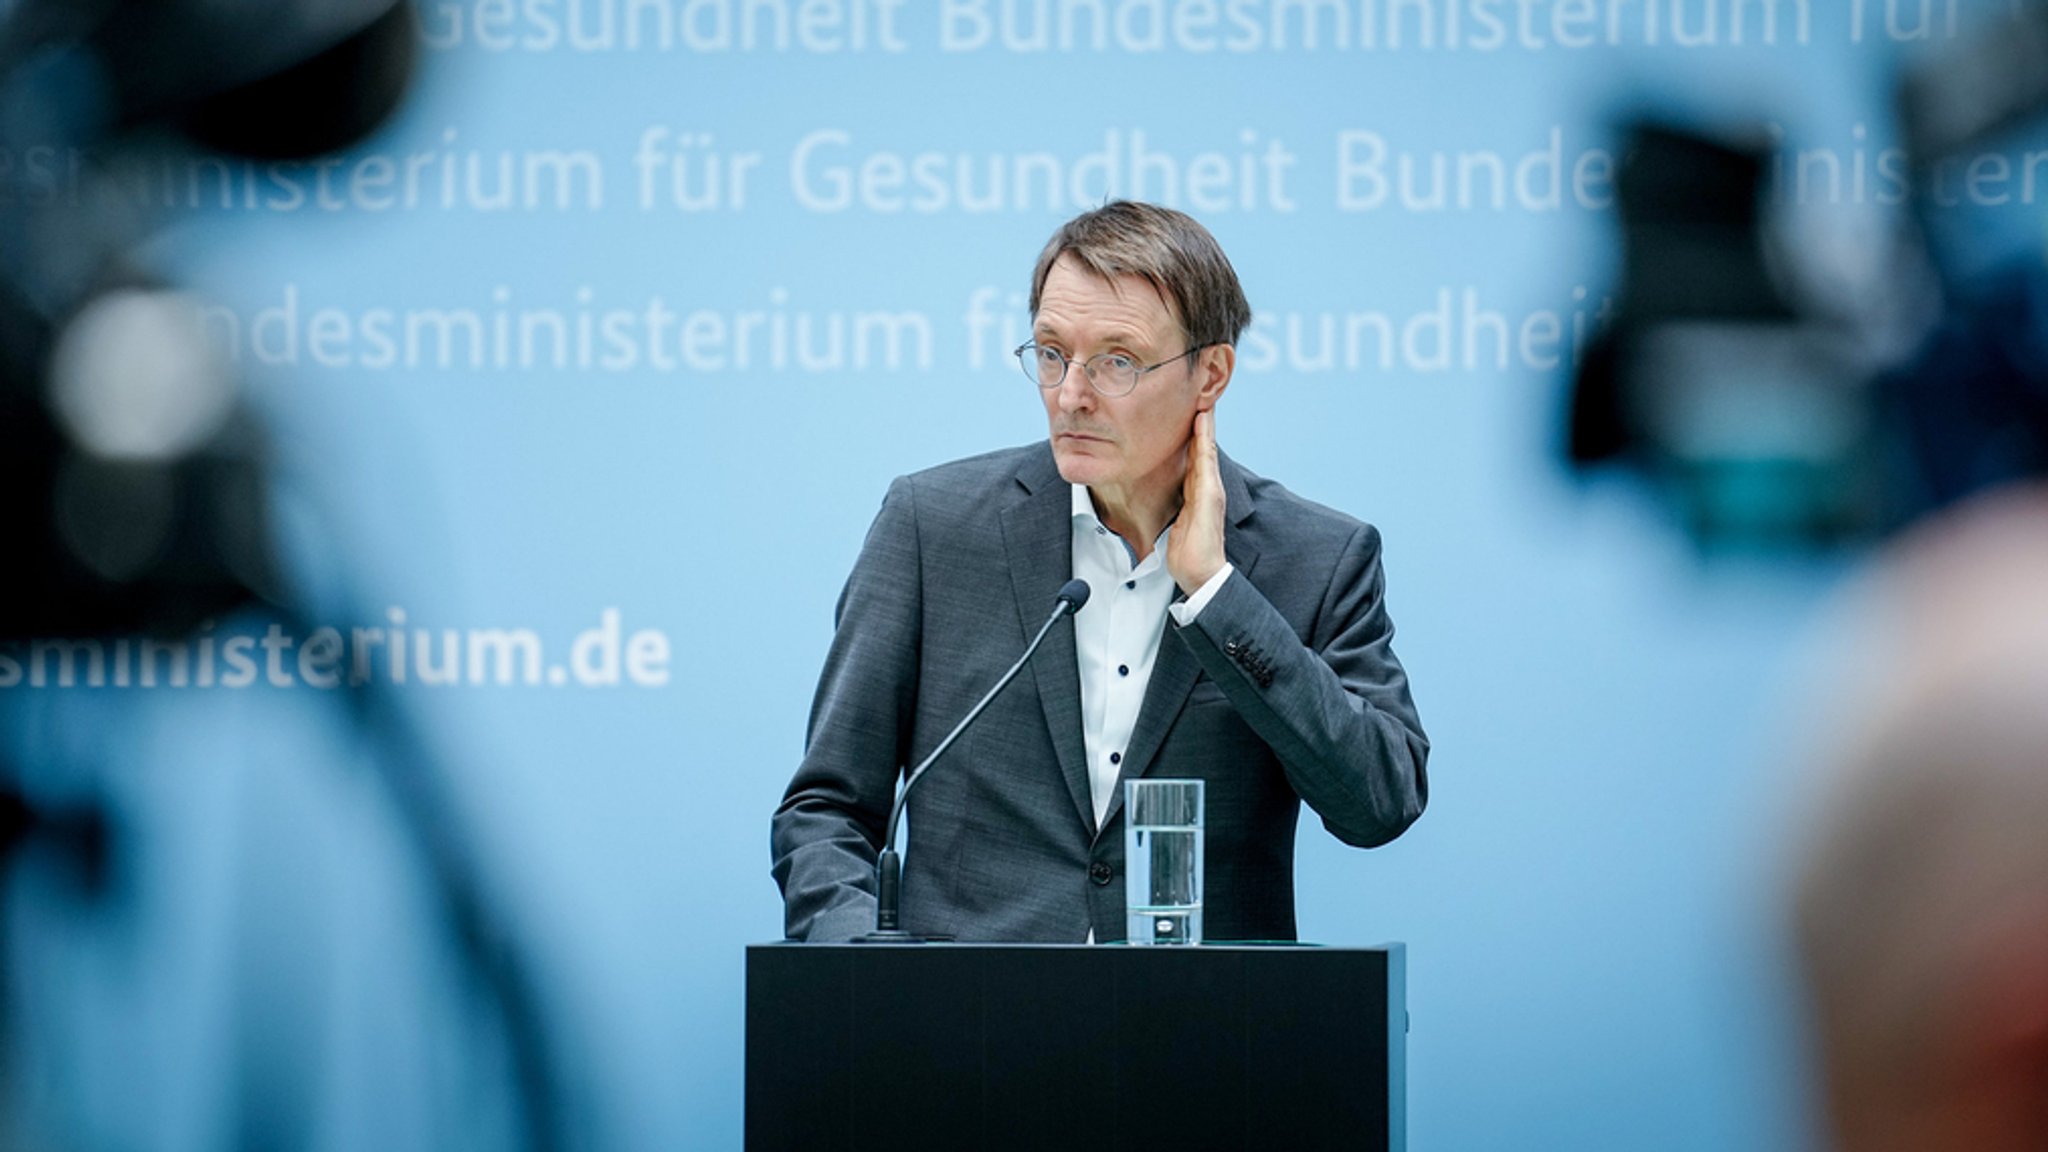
6;1;2024;1148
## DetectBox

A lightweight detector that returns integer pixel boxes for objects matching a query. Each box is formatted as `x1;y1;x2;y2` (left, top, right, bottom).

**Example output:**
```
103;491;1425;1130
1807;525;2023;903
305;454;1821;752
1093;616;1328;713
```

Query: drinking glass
1124;779;1204;945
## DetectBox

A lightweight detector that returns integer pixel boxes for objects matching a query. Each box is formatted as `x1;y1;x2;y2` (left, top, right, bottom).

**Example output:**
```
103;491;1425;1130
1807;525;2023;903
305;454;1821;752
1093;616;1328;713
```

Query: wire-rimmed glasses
1015;342;1213;398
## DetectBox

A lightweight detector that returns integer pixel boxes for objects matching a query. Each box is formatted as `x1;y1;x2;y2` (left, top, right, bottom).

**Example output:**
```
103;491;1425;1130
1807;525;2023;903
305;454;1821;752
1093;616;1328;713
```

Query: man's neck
1088;480;1183;564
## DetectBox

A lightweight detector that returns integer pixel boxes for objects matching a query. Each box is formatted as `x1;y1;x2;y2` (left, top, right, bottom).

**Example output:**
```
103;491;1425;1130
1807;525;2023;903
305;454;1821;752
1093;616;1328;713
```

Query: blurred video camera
0;0;417;641
1563;0;2048;549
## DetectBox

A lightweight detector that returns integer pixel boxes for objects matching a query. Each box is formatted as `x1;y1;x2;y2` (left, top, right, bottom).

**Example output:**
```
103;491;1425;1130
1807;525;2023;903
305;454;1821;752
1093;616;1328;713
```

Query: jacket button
1224;640;1239;656
1089;861;1112;885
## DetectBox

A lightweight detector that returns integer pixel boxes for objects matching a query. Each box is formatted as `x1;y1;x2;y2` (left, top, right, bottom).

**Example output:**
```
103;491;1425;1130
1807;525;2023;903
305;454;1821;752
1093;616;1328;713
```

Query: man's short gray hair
1028;201;1253;350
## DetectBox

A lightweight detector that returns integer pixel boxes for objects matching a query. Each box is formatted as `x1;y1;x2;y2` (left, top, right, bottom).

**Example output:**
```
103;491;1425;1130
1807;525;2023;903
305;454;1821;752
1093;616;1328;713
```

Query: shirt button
1096;526;1107;535
1117;664;1129;677
1109;752;1121;765
1090;861;1113;885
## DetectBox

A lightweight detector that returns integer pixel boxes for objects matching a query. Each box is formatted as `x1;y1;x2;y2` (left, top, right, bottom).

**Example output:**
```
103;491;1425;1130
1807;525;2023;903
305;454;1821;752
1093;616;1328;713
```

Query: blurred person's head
1794;487;2048;1152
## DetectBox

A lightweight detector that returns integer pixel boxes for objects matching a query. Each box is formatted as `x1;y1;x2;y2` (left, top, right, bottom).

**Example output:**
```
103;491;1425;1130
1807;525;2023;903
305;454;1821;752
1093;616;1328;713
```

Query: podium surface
745;943;1405;1152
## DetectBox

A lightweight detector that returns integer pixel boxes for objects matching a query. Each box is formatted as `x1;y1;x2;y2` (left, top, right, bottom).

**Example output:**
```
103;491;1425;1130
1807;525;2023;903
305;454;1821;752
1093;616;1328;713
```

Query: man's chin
1050;443;1109;486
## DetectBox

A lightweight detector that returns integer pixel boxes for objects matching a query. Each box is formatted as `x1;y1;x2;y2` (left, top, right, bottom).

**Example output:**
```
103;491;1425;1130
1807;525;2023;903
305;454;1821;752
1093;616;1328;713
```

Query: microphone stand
862;581;1088;942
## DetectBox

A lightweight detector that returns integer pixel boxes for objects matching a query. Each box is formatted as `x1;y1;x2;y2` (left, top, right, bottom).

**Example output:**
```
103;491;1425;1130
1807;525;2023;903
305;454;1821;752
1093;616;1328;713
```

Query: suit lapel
1098;452;1261;835
1000;446;1096;835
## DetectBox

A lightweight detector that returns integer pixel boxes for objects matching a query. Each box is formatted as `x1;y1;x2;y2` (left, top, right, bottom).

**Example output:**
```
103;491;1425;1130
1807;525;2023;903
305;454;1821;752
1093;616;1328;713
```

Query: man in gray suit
772;201;1428;943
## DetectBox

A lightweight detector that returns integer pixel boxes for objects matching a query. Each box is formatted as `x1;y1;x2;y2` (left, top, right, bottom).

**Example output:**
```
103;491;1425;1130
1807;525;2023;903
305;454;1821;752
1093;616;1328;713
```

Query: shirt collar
1070;482;1097;523
1070;484;1172;571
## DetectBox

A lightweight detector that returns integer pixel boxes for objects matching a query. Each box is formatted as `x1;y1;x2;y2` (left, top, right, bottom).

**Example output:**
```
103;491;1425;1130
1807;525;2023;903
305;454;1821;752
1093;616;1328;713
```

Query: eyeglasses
1015;341;1214;398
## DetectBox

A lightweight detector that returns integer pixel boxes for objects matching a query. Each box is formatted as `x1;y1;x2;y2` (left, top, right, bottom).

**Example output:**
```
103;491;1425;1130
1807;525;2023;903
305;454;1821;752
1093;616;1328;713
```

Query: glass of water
1125;778;1204;945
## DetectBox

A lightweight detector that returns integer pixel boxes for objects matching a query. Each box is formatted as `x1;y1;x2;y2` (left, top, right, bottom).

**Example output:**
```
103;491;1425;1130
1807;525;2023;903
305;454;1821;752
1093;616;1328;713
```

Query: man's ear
1195;344;1233;411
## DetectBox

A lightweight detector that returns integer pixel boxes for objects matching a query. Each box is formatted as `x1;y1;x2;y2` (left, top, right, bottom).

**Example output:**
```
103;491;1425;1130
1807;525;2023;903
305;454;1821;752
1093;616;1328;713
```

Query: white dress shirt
1068;484;1232;831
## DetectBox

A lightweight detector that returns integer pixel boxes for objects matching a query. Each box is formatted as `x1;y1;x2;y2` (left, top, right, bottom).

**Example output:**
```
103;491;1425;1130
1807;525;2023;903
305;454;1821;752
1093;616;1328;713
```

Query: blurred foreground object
1564;0;2048;550
1564;124;1890;546
1793;487;2048;1152
0;0;417;640
2;5;567;1151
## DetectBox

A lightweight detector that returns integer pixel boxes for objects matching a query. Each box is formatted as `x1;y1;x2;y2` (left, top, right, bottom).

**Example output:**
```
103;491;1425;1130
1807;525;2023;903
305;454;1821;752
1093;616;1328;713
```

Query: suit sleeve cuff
1168;563;1235;626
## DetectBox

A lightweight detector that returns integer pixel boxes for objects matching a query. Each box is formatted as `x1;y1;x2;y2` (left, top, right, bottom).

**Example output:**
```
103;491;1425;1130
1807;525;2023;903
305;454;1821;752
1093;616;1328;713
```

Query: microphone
1055;578;1091;613
864;579;1089;941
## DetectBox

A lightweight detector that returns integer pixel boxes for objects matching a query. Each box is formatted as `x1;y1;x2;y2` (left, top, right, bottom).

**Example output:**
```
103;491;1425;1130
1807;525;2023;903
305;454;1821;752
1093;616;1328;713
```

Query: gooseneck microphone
865;579;1090;941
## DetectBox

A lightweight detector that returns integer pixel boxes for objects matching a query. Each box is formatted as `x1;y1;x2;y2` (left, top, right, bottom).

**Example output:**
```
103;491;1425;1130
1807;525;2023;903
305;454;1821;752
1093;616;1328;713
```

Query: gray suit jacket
771;442;1428;942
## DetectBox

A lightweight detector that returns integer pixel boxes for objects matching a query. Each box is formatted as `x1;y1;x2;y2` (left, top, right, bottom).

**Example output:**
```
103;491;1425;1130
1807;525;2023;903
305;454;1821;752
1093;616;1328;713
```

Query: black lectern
744;943;1406;1152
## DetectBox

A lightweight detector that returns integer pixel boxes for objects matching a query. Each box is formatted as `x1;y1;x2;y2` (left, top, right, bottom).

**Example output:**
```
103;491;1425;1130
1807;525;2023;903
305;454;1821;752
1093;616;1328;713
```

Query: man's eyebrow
1033;324;1147;351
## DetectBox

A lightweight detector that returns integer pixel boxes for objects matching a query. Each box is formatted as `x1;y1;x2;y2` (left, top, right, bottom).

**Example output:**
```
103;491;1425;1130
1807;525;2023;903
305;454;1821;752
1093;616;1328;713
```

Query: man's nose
1056;363;1094;412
